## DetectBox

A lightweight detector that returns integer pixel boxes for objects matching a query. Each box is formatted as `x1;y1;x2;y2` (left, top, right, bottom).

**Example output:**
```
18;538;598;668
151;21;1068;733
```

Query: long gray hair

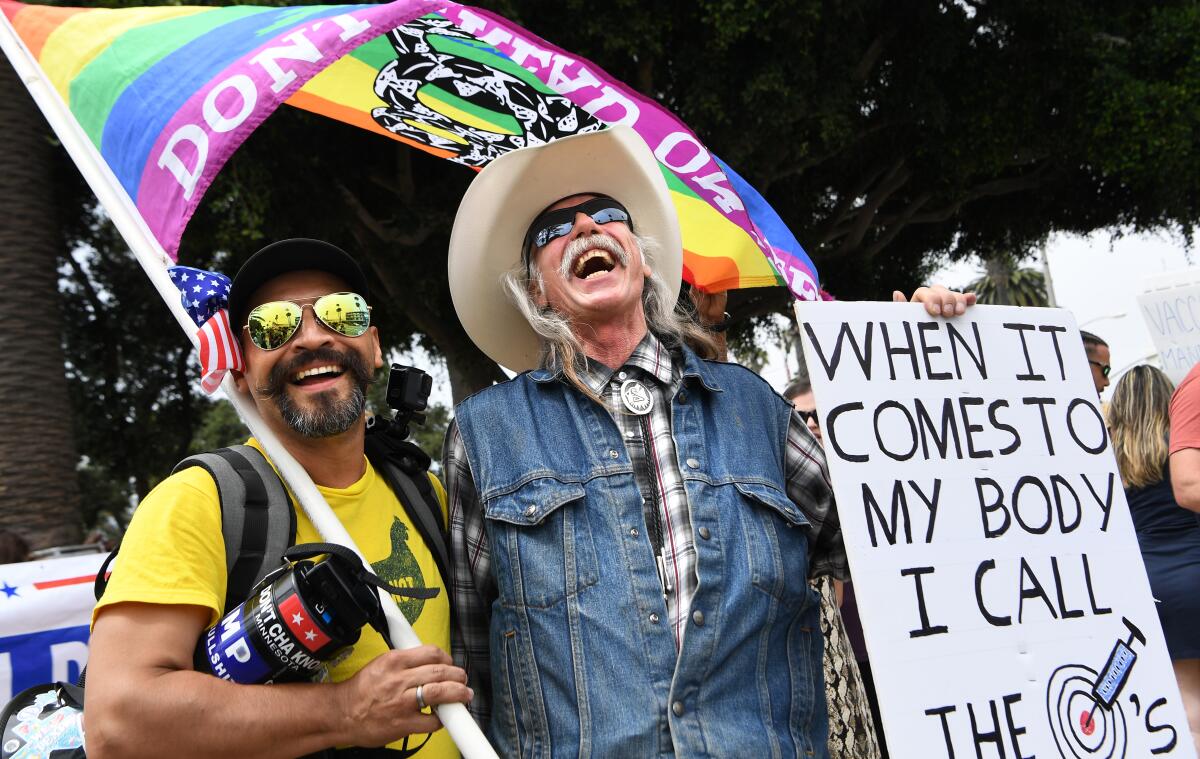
503;233;719;400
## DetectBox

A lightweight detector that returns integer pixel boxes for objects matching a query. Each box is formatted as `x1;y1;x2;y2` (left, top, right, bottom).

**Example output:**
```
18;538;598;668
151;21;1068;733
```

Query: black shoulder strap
395;465;449;584
172;445;297;613
365;439;450;594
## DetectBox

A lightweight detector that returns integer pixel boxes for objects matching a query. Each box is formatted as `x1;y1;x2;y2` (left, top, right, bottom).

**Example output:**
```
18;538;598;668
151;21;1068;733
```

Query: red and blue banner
0;553;106;702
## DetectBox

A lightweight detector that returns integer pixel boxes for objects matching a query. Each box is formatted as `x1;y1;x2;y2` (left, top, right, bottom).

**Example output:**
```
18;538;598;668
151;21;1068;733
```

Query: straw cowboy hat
447;125;682;372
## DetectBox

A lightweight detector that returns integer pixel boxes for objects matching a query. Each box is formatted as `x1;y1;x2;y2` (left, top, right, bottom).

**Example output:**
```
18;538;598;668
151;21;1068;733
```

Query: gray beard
559;233;630;279
273;382;366;438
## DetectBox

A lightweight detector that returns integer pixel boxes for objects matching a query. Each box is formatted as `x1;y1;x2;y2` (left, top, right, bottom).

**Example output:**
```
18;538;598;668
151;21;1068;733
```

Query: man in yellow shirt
85;239;470;759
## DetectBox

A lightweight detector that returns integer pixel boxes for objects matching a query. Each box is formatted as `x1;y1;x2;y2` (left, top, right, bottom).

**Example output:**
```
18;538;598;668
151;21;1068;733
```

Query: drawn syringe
1080;616;1146;732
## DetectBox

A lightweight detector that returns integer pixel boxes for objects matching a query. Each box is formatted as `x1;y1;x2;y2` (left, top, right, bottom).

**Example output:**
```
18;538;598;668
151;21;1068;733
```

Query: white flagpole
0;14;495;758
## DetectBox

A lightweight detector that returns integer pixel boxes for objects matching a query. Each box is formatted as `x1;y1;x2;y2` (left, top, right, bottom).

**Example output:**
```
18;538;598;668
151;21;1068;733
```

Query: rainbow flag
1;0;819;299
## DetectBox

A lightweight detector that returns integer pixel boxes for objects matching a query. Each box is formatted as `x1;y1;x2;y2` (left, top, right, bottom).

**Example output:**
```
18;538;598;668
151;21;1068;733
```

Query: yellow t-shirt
94;439;457;758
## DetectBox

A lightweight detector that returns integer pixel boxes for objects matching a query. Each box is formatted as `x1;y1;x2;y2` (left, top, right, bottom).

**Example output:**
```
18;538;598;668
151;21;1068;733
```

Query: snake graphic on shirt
371;517;428;624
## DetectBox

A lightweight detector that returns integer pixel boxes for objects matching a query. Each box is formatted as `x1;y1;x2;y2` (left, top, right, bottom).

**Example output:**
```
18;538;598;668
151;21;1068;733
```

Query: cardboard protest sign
0;553;105;702
1138;269;1200;384
796;302;1194;759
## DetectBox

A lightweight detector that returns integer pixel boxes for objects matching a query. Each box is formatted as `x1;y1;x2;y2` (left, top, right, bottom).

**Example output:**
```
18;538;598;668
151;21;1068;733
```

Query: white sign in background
0;553;105;702
1137;269;1200;385
796;302;1193;759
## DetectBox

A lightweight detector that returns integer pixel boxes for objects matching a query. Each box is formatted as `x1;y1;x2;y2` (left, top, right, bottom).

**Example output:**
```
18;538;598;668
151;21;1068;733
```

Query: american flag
168;266;245;394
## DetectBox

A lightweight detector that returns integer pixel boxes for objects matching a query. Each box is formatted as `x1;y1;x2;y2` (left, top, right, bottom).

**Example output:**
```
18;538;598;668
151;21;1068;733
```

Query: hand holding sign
796;301;1194;759
892;283;979;317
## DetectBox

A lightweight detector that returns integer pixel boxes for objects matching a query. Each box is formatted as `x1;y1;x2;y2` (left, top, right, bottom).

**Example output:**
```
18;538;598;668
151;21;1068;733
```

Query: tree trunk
442;341;509;406
359;244;506;406
396;294;507;405
985;256;1013;306
0;59;83;549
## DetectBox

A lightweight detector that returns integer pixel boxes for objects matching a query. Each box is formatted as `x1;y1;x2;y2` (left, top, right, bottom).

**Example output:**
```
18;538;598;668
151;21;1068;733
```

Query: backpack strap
385;461;450;589
364;436;450;596
172;445;296;613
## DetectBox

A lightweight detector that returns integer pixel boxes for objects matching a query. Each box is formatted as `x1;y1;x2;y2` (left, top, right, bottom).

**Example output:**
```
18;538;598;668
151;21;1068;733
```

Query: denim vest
456;346;826;758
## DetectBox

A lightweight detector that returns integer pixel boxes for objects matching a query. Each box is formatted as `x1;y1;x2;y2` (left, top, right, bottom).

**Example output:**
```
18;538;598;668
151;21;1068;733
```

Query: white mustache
559;234;629;279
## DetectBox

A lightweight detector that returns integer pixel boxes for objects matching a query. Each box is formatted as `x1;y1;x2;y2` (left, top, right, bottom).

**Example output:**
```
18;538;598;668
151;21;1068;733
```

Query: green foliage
409;404;451;475
966;255;1050;308
59;206;208;502
75;456;133;533
189;400;251;454
42;0;1200;536
727;312;796;375
489;0;1199;297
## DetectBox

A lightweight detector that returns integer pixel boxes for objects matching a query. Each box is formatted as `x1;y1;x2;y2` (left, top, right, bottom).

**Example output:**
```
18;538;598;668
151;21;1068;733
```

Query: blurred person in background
783;375;883;759
1109;364;1200;750
1170;359;1200;512
1081;331;1111;396
785;376;823;445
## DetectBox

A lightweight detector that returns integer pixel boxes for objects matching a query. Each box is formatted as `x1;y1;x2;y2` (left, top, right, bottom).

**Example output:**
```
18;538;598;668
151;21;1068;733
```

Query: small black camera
384;363;432;439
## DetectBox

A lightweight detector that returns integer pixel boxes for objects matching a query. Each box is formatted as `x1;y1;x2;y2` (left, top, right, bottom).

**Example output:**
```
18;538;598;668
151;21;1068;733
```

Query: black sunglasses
523;197;632;265
1089;360;1112;378
797;409;820;426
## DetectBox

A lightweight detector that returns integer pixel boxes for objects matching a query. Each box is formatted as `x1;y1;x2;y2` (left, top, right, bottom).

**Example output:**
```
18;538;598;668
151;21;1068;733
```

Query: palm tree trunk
0;59;83;549
985;256;1013;306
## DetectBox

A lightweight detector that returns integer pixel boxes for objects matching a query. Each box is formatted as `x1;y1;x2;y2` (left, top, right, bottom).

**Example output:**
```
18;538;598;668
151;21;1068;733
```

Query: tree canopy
7;0;1199;541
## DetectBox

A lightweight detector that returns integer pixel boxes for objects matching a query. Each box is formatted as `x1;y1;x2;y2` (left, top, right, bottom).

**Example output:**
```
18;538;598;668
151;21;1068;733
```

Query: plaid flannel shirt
444;332;845;724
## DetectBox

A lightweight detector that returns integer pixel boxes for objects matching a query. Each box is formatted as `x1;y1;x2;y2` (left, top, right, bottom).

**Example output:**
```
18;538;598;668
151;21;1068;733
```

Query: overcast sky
942;231;1195;399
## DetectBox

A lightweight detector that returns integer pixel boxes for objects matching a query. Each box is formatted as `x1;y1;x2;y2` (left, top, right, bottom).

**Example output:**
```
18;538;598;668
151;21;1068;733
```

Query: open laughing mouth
257;346;373;403
571;249;617;280
291;363;345;388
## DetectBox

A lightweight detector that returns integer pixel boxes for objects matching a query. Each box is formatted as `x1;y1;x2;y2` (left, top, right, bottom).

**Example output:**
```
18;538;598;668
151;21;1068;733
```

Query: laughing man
443;127;973;757
85;240;469;759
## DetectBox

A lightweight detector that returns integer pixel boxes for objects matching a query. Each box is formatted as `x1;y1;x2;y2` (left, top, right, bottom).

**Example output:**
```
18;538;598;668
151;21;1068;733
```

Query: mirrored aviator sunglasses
245;292;372;351
529;197;632;249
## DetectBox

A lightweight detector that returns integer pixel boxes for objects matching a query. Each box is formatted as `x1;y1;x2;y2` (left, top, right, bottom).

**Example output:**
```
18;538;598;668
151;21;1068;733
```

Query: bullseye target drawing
1047;665;1128;758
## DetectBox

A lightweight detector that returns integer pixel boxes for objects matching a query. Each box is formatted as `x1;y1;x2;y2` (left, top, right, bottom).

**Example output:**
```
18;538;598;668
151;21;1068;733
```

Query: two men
444;126;971;756
87;127;967;757
85;240;469;758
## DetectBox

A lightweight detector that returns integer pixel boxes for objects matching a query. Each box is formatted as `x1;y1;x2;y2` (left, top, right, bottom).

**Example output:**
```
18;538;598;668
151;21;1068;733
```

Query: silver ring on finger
415;683;428;711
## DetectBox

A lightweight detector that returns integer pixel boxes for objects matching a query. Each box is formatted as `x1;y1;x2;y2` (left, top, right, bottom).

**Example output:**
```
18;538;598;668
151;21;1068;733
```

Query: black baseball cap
228;238;370;329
